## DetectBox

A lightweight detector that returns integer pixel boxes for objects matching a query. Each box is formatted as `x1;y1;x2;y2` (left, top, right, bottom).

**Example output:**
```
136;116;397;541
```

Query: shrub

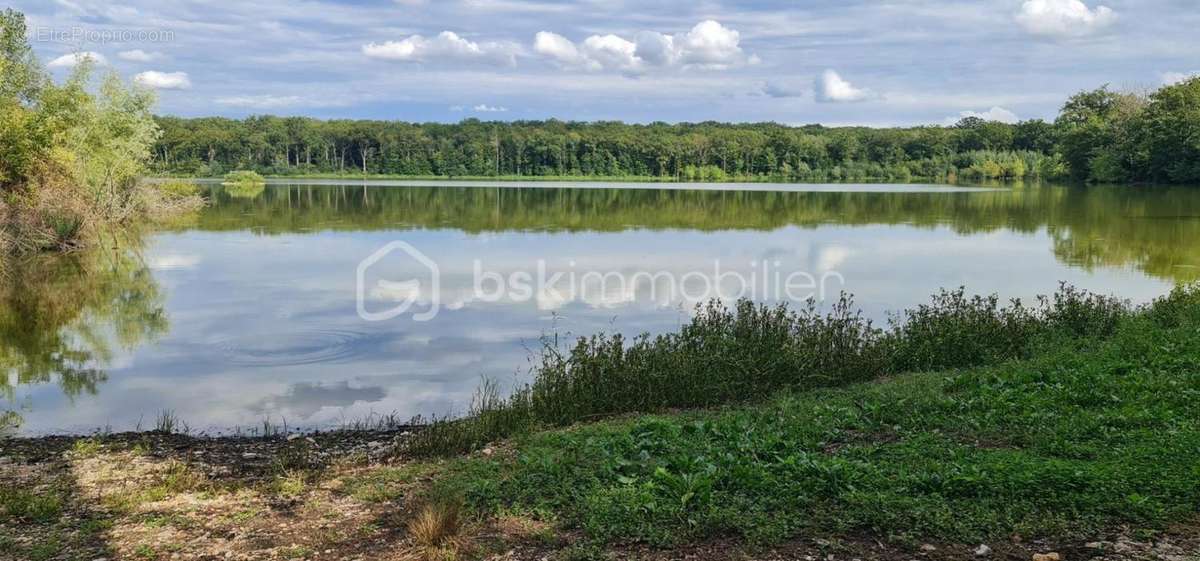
222;170;265;184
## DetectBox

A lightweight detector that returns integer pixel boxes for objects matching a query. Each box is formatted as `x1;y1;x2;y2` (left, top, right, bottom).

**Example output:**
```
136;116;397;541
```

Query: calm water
4;181;1199;435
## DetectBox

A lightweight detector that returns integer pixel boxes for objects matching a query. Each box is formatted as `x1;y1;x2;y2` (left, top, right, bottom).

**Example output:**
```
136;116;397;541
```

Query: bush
222;170;265;184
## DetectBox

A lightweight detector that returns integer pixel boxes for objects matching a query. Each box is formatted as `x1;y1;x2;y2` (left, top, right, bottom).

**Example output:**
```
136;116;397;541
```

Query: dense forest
153;78;1200;184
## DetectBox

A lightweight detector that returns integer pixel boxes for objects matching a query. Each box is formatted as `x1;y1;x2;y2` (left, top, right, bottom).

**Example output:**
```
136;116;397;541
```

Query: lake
3;180;1198;435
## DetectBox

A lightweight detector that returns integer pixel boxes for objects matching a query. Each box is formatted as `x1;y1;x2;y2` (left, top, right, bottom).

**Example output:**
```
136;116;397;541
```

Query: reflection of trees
0;248;169;428
189;183;1200;282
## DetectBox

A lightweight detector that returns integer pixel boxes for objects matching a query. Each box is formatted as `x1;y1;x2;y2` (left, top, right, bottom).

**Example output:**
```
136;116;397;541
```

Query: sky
13;0;1200;126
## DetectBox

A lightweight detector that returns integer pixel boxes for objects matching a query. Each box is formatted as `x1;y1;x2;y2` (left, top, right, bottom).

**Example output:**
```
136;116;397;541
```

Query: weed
273;470;308;498
71;437;102;457
0;488;62;523
154;409;187;434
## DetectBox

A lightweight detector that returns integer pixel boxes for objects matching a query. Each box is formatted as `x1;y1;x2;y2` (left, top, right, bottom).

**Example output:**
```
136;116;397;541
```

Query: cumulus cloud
1163;71;1199;86
118;49;163;62
134;71;191;90
534;20;753;73
1016;0;1116;38
47;51;107;68
945;106;1020;124
473;104;508;112
814;70;873;103
214;94;304;109
362;31;518;66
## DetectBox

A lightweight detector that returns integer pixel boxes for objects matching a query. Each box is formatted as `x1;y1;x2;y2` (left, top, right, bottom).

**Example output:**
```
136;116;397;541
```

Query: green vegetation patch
406;284;1135;457
222;170;266;185
428;286;1200;547
0;488;64;524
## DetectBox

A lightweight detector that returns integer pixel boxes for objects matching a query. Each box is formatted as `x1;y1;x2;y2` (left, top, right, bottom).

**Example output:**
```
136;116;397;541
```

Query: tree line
152;78;1200;184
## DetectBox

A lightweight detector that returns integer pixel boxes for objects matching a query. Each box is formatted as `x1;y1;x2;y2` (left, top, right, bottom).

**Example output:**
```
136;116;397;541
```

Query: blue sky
15;0;1200;125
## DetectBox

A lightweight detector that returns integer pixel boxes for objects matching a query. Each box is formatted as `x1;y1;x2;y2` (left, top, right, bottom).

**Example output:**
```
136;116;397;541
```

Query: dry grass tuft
406;499;466;560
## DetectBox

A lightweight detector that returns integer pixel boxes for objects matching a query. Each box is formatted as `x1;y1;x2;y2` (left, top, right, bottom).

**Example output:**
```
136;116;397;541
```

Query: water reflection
4;182;1198;435
1;249;168;433
190;182;1200;282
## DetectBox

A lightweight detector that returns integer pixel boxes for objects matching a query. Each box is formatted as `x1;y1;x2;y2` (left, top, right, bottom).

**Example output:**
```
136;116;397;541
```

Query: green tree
1140;77;1200;183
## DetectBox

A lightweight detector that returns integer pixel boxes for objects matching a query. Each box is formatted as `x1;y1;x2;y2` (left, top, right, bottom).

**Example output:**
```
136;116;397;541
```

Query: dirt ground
2;432;1197;561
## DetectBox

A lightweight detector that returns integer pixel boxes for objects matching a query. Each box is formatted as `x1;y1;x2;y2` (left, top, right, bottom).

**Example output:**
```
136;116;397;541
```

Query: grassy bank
408;284;1200;556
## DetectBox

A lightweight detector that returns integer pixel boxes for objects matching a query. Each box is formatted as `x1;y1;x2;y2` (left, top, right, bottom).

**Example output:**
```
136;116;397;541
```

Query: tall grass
406;283;1157;457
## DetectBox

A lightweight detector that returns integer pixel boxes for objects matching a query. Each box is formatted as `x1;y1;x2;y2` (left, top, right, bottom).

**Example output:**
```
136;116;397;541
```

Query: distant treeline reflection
191;183;1200;282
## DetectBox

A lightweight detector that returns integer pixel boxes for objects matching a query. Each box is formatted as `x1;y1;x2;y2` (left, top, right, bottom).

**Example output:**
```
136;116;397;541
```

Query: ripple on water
217;329;382;367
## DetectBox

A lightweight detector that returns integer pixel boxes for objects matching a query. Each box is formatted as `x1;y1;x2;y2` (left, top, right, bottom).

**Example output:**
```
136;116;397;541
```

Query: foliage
150;79;1200;185
0;9;198;256
405;284;1141;457
222;170;265;184
430;285;1200;546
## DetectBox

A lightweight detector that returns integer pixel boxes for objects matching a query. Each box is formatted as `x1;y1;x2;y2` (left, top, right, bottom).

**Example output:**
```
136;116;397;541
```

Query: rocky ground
1;431;1197;561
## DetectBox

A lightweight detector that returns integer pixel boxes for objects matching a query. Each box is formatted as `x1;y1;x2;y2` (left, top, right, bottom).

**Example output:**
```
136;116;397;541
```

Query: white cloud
473;104;508;112
214;95;304;109
533;31;588;67
534;20;752;73
1163;71;1199;86
47;51;107;68
945;106;1020;125
581;34;641;72
362;31;518;66
118;49;163;62
1016;0;1116;38
133;71;191;90
814;70;872;103
664;20;747;69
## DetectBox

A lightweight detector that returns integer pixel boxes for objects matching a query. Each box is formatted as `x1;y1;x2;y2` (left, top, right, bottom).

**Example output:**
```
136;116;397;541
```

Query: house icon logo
356;241;440;322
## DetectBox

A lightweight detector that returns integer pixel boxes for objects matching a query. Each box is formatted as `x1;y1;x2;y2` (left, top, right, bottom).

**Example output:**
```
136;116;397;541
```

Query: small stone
1084;542;1105;549
920;544;937;552
974;544;992;557
481;447;494;456
1032;554;1061;561
286;433;300;441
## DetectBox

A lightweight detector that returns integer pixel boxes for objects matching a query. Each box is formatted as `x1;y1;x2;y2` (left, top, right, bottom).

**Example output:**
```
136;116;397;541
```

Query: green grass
0;488;63;524
405;284;1133;457
344;464;438;503
422;284;1200;547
